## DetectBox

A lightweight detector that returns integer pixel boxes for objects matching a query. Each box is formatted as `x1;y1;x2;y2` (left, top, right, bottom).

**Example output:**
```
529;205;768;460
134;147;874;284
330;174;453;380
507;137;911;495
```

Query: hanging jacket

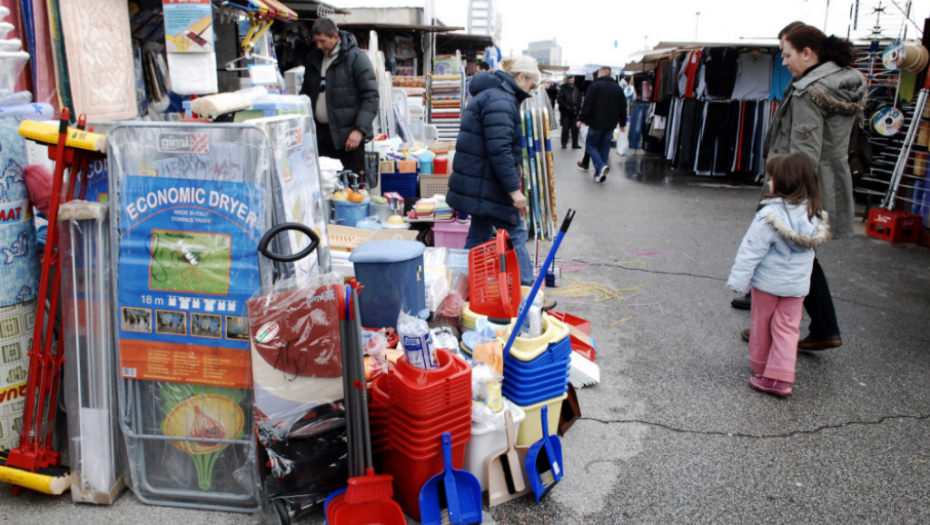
557;82;582;115
300;30;379;147
727;198;831;297
579;75;627;130
764;61;867;239
446;71;530;226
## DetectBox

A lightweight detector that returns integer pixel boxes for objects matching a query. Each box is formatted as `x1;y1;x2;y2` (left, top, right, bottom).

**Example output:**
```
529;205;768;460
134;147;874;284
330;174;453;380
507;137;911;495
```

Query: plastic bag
616;129;630;156
471;362;504;414
579;124;588;145
437;270;468;318
397;310;439;369
518;293;543;339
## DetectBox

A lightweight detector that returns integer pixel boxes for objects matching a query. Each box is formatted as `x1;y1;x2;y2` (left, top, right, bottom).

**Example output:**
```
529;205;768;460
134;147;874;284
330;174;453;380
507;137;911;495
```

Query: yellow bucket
501;314;569;361
515;393;567;446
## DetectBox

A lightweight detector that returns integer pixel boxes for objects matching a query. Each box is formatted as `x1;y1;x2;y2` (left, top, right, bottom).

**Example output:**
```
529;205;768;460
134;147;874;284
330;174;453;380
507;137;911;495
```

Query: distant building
468;0;501;44
524;39;562;66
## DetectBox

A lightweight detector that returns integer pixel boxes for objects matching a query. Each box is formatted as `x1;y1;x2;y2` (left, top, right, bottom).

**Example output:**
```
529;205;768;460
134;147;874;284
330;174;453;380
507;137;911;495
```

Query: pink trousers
749;286;805;383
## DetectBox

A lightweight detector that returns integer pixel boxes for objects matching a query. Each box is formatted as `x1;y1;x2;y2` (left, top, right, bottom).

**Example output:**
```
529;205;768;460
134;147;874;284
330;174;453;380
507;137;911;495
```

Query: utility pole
824;0;831;31
695;12;701;41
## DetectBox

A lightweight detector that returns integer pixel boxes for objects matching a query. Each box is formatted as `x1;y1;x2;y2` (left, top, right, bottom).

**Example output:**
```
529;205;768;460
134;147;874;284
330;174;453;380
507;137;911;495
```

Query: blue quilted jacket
446;71;530;226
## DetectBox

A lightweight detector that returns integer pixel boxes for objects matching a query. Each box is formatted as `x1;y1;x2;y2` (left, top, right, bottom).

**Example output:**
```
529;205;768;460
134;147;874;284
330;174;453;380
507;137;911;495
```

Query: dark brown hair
783;25;857;68
778;21;805;39
764;153;823;220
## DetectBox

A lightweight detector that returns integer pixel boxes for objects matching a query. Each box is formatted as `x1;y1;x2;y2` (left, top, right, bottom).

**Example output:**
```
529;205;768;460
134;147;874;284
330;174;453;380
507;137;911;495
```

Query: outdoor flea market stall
0;1;598;524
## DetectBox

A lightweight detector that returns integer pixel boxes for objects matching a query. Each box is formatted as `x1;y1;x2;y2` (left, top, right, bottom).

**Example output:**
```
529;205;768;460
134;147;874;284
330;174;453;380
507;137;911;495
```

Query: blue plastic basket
504;336;572;372
502;380;569;406
380;171;418;197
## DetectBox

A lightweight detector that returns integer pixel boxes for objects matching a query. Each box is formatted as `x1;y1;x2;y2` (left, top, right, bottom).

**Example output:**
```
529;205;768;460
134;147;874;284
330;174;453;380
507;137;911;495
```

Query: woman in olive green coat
762;26;867;350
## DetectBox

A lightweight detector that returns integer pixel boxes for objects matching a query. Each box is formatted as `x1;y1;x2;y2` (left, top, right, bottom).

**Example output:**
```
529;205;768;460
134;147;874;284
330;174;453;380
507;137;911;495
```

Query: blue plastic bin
334;198;370;227
349;240;427;329
381;172;418;198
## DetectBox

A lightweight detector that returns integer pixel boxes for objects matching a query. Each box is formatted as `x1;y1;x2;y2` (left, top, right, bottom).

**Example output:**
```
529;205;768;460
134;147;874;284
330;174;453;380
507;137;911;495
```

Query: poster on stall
116;174;265;389
0;300;35;451
162;0;214;53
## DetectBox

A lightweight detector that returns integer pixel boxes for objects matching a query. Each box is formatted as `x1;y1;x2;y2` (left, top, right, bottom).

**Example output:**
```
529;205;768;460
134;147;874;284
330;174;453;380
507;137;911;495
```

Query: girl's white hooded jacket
727;198;831;298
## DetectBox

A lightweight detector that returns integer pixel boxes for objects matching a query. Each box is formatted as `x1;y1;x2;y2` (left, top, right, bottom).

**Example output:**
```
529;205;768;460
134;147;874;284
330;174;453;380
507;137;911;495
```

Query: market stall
0;1;602;524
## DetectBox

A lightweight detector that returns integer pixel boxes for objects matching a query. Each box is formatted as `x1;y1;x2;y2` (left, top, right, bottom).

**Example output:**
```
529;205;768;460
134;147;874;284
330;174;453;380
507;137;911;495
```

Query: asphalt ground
2;144;930;524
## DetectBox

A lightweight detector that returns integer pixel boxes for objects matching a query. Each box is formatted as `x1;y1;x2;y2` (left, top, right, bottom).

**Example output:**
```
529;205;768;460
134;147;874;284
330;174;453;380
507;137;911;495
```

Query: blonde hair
501;55;541;82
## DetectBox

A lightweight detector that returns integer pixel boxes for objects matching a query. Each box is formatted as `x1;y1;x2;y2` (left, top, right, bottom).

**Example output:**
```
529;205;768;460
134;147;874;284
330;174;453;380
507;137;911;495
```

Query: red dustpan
330;286;405;525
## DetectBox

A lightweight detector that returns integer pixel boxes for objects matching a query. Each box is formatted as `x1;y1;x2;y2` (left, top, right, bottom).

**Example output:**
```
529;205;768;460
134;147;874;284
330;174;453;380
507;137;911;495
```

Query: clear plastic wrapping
109;123;270;512
59;201;125;504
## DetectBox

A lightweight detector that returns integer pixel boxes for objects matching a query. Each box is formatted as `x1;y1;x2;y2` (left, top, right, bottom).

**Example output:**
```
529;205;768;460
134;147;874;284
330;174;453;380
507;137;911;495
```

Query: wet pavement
3;145;930;525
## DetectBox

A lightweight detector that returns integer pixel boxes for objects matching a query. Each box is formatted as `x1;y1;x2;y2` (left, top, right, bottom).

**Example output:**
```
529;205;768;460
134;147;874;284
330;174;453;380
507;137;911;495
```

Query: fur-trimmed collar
765;212;831;250
809;83;868;116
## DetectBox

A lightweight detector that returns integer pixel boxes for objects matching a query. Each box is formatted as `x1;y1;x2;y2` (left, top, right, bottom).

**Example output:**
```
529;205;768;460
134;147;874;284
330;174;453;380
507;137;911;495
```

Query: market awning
436;32;495;54
281;1;350;16
336;22;464;33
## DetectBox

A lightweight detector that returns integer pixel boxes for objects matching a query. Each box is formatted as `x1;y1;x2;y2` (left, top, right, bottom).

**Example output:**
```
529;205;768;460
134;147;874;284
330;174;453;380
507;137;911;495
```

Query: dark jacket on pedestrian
546;83;558;107
579;75;627;130
557;82;582;115
300;30;379;148
447;71;530;226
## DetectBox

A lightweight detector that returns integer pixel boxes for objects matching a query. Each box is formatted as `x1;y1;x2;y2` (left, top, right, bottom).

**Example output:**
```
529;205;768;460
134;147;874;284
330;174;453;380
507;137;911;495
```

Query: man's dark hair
478;61;491;71
312;18;338;37
778;21;805;39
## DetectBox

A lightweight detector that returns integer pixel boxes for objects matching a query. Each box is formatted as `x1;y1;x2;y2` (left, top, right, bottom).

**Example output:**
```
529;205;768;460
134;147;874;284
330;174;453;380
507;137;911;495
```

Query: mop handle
502;209;575;358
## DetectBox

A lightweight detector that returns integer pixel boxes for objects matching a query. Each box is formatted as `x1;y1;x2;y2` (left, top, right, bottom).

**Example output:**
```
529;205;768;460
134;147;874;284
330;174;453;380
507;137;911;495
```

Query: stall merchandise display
521;90;558;241
109;123;270;512
428;53;464;143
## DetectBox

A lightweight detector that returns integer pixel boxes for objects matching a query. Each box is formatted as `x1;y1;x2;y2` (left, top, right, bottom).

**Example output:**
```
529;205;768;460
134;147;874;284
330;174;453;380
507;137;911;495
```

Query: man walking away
300;18;379;178
557;76;583;149
578;66;626;183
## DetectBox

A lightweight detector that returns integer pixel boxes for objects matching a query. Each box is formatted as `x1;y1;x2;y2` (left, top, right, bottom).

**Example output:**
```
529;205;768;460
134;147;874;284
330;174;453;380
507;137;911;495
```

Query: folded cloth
167;51;218;95
0;102;54;119
191;92;252;118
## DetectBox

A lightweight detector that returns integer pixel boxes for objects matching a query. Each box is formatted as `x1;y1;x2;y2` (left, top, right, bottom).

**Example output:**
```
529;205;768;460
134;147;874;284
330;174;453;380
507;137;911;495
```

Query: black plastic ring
258;222;320;262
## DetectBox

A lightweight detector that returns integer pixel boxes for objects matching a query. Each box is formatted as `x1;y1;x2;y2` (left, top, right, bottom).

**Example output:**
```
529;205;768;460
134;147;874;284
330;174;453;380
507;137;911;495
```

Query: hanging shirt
770;52;793;100
678;49;702;98
731;52;773;100
702;47;739;99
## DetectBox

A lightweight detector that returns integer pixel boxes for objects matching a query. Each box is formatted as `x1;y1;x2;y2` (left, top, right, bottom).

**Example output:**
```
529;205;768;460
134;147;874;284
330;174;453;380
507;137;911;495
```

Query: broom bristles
344;468;394;504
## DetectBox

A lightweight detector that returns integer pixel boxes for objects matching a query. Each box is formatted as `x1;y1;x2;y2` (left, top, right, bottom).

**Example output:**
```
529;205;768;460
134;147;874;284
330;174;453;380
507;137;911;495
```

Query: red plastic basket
468;229;521;319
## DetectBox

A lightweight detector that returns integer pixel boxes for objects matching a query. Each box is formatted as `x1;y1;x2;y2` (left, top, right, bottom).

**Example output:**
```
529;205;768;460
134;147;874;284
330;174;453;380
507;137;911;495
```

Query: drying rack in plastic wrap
108;123;274;512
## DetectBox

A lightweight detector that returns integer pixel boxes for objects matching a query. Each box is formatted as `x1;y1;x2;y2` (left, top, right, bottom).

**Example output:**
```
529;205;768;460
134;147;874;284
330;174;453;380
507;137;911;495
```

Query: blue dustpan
524;405;564;503
419;433;483;525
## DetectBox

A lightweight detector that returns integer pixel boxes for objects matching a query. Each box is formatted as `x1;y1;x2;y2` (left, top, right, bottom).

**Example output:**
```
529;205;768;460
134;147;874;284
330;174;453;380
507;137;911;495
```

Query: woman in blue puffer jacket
446;56;541;286
727;154;830;397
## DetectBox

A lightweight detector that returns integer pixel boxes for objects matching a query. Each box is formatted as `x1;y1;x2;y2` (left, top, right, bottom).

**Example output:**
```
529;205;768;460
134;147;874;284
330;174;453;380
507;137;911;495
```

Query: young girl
727;153;830;397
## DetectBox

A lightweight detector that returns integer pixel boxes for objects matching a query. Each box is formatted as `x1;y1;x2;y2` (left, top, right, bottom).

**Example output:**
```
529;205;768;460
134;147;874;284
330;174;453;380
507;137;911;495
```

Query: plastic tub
434;156;449;175
381;435;468;521
515;393;568;446
370;201;393;222
461;303;488;331
389;349;472;415
433;219;470;250
464;400;526;491
333;198;370;227
349;240;426;329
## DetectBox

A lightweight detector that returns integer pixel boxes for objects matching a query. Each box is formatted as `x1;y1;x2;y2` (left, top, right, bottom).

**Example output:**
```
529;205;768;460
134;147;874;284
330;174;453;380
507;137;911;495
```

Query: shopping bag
579;124;588;145
616;129;629;156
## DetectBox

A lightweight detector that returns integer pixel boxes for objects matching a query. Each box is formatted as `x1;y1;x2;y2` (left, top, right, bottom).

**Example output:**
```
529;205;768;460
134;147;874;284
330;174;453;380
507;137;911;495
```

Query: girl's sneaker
750;376;792;397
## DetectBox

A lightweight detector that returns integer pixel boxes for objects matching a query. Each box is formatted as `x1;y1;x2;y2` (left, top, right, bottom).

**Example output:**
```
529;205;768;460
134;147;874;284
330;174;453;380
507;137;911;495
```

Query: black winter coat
446;71;530;226
557;83;582;115
300;31;379;147
579;76;627;130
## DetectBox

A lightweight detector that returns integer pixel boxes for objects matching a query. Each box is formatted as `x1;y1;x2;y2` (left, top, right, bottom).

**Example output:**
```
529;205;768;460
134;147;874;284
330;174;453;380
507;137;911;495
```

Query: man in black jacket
578;67;626;183
300;18;379;176
557;76;582;148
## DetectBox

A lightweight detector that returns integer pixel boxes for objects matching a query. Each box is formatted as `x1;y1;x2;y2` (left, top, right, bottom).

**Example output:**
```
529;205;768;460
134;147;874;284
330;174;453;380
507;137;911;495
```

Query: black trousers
560;111;579;147
804;258;841;339
317;123;366;175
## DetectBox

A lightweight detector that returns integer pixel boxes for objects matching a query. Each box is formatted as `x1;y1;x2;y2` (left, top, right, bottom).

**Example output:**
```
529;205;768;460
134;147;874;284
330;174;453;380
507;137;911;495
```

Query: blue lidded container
349;240;427;329
333;198;370;227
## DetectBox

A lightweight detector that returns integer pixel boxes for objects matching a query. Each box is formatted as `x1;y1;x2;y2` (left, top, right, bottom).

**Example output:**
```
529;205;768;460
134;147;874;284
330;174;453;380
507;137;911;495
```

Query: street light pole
695;12;701;41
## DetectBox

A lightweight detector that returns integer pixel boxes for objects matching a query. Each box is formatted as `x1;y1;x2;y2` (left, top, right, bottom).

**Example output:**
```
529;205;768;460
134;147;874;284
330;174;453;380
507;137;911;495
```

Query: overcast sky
333;0;928;66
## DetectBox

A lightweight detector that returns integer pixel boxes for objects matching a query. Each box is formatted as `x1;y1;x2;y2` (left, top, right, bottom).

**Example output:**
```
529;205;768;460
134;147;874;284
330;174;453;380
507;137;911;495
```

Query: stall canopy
436;33;494;55
623;40;783;71
565;64;623;80
281;1;350;16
